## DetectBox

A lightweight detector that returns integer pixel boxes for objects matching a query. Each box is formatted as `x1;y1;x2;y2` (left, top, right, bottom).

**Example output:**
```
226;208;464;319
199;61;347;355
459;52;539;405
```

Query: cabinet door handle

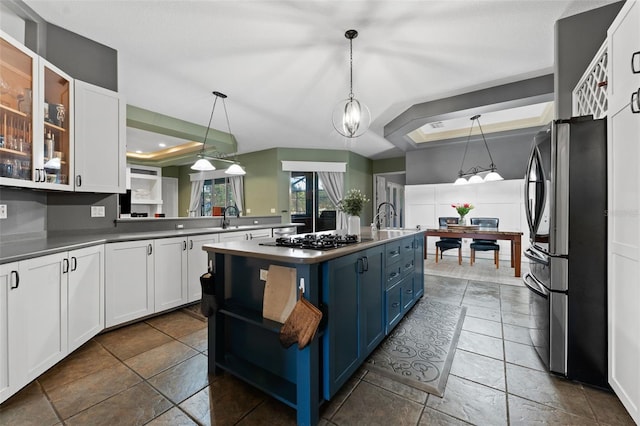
183;240;187;251
632;89;640;114
71;257;77;272
363;256;369;272
76;175;82;187
148;244;153;255
62;258;69;273
357;258;364;274
632;51;640;74
189;240;194;250
35;169;43;182
406;288;413;294
389;271;399;279
391;302;400;308
10;271;19;289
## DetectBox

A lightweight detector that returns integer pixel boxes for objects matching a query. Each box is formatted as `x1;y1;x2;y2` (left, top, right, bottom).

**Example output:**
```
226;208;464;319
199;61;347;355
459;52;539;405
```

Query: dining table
424;226;524;277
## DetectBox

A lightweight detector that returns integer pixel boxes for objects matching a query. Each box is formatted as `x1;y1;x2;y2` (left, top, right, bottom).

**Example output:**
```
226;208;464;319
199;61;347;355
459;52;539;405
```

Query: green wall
372;157;405;174
167;148;377;223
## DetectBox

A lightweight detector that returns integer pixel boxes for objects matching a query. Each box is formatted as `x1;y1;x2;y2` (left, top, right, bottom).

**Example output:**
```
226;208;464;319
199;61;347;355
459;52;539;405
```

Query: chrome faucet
222;205;240;229
375;202;397;230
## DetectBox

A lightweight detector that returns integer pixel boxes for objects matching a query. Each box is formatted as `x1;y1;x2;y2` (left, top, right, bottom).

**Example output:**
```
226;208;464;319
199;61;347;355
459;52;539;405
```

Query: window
201;178;235;216
289;172;335;233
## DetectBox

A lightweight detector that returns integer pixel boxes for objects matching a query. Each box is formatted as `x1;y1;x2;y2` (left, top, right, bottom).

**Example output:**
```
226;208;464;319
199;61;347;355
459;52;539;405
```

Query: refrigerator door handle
523;272;549;298
524;247;549;265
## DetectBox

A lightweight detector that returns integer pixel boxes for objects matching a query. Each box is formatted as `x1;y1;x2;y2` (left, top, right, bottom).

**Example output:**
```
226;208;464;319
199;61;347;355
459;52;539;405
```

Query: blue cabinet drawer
386;283;402;331
400;238;415;257
400;257;415;278
385;264;402;289
385;242;402;266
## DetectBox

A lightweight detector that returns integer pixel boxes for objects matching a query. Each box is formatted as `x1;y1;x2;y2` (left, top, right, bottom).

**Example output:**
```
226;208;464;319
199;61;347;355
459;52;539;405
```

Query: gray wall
26;22;118;92
47;193;119;233
406;128;539;185
554;1;624;119
0;188;47;240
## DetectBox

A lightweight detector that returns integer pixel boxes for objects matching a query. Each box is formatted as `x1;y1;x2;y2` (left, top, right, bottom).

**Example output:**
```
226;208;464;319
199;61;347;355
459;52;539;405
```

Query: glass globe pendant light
332;29;371;138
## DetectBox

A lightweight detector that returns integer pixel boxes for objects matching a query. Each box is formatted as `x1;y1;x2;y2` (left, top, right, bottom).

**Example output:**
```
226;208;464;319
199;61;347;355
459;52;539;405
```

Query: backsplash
0;187;47;240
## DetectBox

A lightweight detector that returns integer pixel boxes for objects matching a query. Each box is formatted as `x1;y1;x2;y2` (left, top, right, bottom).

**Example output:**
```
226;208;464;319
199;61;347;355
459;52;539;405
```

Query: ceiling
22;0;616;162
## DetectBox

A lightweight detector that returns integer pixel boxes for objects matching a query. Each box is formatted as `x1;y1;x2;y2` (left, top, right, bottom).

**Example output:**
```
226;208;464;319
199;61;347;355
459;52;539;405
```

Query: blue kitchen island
202;229;425;426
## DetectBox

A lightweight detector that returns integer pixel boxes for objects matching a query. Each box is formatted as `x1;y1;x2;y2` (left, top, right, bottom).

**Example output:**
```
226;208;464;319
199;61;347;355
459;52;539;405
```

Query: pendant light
191;92;221;171
332;29;371;138
453;114;504;185
191;91;246;175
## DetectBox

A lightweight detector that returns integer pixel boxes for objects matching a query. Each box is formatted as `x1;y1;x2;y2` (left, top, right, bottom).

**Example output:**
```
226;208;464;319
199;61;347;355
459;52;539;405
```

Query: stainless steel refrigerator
523;116;608;388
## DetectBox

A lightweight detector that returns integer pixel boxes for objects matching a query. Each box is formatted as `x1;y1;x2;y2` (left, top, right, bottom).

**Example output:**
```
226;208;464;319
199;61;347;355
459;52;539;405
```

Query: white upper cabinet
74;80;126;193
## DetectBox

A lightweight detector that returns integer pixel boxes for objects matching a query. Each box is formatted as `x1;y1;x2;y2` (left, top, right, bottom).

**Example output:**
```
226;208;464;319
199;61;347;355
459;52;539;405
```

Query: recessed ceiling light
158;143;166;147
429;121;444;129
135;150;142;154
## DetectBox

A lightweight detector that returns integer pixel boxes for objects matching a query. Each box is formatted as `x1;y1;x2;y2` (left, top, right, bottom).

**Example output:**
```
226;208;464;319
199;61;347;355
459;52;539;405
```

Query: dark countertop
0;224;300;265
202;228;425;264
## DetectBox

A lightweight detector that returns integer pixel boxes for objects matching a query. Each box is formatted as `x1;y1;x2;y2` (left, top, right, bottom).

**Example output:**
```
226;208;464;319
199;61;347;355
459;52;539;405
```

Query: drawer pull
632;51;640;74
632;89;640;114
391;302;400;308
389;271;399;279
406;289;413;294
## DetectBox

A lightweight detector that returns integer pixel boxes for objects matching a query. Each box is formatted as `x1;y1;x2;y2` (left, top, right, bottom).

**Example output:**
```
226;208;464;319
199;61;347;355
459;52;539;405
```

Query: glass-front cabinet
39;60;73;188
0;33;37;184
0;31;73;190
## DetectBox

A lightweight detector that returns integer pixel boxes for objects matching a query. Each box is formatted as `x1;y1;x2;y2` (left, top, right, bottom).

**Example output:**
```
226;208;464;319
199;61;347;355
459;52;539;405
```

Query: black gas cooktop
260;233;359;250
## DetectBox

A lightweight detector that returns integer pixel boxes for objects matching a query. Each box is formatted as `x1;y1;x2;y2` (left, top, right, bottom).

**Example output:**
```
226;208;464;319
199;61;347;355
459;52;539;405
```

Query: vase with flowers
339;188;370;240
452;202;474;225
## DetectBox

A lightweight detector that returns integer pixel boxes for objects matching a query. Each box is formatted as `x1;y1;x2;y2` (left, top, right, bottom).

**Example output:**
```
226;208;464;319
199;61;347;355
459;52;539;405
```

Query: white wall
405;179;528;260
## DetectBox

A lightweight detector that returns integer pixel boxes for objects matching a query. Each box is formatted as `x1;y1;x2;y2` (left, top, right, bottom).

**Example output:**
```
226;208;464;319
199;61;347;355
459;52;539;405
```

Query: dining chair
435;217;462;265
470;217;500;268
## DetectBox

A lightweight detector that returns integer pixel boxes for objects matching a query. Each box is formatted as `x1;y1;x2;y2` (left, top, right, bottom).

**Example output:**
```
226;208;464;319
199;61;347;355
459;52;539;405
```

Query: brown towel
279;289;323;349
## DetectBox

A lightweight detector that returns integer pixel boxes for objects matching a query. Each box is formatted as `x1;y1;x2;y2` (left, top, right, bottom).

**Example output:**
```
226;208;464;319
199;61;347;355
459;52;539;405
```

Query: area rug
365;297;466;397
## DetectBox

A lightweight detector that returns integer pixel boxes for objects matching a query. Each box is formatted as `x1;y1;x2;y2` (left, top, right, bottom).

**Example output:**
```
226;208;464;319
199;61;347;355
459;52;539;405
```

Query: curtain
317;171;346;231
189;180;204;216
229;176;244;214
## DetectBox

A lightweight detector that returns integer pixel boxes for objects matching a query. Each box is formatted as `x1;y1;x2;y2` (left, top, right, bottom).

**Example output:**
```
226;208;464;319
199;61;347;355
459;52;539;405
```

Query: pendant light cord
459;119;474;174
349;37;354;99
201;95;219;154
476;117;496;168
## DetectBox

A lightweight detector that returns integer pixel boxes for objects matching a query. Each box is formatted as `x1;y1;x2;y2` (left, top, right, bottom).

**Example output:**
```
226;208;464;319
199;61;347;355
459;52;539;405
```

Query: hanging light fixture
332;29;371;138
191;91;246;175
453;114;504;185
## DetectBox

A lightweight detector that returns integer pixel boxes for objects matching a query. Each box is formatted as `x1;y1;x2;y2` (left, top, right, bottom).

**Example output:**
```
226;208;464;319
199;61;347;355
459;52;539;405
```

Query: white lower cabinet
10;253;68;394
0;263;16;404
154;237;188;311
105;240;154;327
187;233;219;303
248;229;272;240
218;230;250;242
68;245;104;352
106;235;220;327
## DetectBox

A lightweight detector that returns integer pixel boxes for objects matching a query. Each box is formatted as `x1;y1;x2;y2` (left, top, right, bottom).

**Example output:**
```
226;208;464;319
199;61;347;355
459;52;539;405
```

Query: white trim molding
281;161;347;173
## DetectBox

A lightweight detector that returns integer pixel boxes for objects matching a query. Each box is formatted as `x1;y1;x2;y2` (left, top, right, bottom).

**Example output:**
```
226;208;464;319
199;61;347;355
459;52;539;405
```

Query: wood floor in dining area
0;257;634;425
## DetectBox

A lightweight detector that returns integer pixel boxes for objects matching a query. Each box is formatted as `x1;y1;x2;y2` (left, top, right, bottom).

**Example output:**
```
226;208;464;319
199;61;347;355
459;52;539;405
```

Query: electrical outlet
259;269;268;281
246;208;251;214
270;208;276;213
90;206;105;218
253;220;259;224
176;224;184;229
0;204;6;219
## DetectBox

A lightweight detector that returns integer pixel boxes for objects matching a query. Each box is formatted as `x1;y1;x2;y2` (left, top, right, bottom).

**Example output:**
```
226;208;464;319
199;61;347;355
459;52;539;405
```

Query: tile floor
0;258;634;425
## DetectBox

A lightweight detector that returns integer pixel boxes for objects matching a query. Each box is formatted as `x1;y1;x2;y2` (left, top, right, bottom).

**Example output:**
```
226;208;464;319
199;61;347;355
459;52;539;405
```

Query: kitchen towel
279;288;323;349
199;271;217;317
262;265;297;323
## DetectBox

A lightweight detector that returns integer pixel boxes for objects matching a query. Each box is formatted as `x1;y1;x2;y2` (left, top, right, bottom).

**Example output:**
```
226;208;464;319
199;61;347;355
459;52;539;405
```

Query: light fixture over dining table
191;91;246;175
453;114;503;185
